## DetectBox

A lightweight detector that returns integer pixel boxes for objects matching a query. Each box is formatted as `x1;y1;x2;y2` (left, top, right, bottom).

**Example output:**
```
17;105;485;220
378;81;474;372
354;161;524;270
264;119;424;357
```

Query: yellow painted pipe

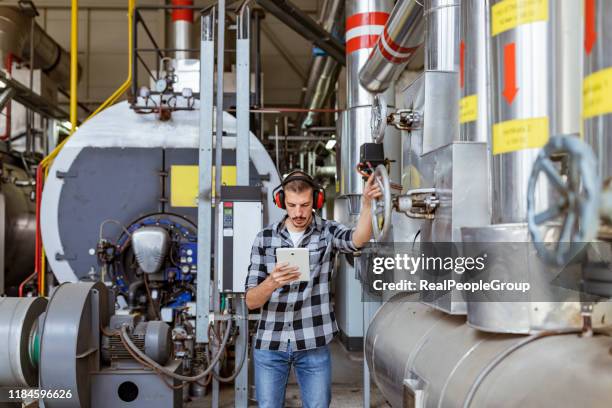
70;0;78;135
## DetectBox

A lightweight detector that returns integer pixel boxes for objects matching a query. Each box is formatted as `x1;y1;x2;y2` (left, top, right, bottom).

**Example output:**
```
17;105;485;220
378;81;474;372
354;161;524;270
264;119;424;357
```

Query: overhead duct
0;6;81;90
301;0;343;129
359;0;424;94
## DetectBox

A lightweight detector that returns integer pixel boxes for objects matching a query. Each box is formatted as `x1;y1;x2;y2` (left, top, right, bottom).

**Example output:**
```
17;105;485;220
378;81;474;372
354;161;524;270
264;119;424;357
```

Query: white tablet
276;247;310;281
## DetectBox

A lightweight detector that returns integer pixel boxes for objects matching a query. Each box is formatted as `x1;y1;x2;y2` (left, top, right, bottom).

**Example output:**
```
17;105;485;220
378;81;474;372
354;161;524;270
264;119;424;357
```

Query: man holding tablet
245;170;381;408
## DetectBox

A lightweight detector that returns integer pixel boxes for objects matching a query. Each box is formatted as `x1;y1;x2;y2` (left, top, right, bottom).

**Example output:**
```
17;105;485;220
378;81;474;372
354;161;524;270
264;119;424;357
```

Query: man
245;170;381;408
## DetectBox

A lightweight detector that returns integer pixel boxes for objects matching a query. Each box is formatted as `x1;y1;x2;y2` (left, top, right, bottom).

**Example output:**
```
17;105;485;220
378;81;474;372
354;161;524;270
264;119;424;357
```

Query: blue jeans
254;342;332;408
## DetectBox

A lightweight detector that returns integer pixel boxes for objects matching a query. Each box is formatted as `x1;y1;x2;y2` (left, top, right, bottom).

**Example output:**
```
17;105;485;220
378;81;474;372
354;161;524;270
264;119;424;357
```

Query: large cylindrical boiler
366;294;612;408
489;0;582;223
0;161;35;295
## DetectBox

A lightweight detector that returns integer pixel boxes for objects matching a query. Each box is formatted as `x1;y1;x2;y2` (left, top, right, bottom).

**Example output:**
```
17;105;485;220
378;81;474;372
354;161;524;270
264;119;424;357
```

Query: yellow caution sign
493;117;549;155
492;0;548;37
459;95;478;124
583;67;612;119
170;165;237;207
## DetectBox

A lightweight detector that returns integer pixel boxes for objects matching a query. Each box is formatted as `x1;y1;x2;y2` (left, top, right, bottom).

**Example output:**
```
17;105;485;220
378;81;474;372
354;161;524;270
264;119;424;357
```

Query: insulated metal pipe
0;7;81;91
301;0;343;129
489;0;582;223
172;0;194;60
358;0;424;94
459;0;490;143
424;0;461;72
341;0;397;197
583;0;612;180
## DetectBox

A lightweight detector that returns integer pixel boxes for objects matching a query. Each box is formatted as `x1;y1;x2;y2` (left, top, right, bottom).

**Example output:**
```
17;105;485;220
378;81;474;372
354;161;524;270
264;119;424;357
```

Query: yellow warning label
493;117;549;155
459;95;478;124
170;165;237;207
491;0;548;37
583;67;612;119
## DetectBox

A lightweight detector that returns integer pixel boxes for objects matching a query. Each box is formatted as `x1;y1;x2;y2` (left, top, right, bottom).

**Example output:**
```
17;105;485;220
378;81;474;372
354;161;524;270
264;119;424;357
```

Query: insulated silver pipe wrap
358;0;424;93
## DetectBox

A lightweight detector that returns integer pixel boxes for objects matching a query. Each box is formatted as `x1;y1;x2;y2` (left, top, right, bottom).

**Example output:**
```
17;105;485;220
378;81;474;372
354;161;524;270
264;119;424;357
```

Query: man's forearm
352;201;373;248
245;278;276;309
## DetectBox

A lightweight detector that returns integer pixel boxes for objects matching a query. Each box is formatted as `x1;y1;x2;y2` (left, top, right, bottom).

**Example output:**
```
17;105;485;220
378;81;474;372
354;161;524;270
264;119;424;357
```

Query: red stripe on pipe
172;0;193;22
346;35;381;54
346;12;389;31
382;27;417;53
378;42;416;64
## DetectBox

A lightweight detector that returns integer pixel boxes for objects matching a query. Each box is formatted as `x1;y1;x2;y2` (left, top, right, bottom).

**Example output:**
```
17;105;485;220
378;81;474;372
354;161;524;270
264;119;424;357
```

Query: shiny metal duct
341;0;398;197
583;0;612;180
489;0;582;224
358;0;424;94
0;6;80;90
459;0;490;142
366;294;612;408
171;0;193;60
424;0;461;72
301;0;343;129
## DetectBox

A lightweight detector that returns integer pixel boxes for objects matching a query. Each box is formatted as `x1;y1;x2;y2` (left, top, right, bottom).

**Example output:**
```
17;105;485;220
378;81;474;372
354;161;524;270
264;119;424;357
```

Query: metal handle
371;164;392;242
371;94;388;143
527;135;601;266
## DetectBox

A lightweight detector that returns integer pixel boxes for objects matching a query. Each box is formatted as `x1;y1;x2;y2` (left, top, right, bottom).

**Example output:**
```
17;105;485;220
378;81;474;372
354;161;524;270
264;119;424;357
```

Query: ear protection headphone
272;170;325;210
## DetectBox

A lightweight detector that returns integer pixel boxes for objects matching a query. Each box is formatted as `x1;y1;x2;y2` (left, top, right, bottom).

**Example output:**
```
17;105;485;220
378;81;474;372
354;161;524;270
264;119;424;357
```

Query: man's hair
283;171;314;194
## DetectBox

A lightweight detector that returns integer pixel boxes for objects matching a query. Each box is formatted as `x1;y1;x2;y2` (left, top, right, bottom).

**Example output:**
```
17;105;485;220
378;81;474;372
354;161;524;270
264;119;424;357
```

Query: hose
209;297;249;382
118;319;232;382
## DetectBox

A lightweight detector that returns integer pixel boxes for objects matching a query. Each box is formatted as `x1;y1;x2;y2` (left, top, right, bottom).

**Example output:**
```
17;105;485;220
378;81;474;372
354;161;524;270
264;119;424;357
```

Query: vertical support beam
236;5;251;185
70;0;78;132
235;6;251;407
0;193;5;295
213;2;226;406
235;294;249;407
196;7;216;344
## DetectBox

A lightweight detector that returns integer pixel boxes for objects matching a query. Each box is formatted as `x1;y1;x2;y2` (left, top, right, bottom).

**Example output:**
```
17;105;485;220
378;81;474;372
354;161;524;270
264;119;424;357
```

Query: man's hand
266;262;301;289
246;262;301;309
362;172;383;207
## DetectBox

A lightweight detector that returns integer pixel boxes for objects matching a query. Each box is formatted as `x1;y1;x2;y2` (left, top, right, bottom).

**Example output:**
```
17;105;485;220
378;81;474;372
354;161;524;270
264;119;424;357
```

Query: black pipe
128;280;145;309
254;0;345;65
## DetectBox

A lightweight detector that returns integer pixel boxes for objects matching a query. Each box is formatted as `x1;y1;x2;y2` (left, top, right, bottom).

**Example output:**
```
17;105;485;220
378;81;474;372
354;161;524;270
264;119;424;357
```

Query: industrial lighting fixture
325;139;336;150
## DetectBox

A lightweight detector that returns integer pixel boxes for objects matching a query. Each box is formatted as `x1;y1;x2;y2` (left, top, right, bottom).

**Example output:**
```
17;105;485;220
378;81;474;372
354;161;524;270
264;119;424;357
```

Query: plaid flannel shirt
245;214;358;351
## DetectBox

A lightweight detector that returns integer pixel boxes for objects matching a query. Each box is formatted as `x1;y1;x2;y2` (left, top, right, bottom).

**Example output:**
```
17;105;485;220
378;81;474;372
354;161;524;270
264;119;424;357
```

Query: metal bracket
55;252;77;261
56;170;78;179
403;376;427;408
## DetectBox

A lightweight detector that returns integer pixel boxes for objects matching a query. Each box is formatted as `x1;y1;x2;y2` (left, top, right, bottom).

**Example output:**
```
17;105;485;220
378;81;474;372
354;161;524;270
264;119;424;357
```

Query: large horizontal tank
41;100;282;283
366;294;612;407
0;160;35;295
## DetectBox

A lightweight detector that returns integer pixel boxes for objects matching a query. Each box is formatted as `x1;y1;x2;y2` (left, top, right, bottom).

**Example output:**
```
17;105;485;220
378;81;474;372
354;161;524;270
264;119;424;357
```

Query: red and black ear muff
273;171;324;210
313;189;325;210
272;185;286;209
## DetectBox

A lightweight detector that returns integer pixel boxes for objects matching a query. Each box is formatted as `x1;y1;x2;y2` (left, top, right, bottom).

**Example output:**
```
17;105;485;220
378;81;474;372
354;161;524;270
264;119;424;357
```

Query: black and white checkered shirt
245;214;358;351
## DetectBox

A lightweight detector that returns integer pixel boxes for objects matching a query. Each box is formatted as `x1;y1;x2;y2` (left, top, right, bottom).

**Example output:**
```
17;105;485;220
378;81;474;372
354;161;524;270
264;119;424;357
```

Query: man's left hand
362;173;383;207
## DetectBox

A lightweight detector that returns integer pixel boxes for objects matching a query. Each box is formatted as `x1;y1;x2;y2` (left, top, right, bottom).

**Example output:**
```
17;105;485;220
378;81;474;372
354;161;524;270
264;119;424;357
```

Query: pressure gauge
155;78;168;93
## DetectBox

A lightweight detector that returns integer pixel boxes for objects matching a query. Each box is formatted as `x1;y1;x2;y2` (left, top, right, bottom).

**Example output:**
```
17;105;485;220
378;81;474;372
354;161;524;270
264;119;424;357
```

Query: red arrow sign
503;42;518;105
585;0;597;54
460;41;465;89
